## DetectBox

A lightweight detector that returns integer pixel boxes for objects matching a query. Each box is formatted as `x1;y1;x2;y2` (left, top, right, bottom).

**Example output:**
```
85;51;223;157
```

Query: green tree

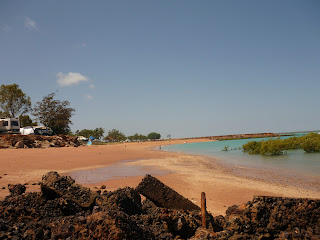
128;133;138;142
104;129;126;142
93;127;105;140
77;129;94;138
133;133;139;141
20;115;34;127
148;132;161;141
138;134;148;141
0;84;31;117
33;92;75;135
128;133;148;142
127;135;135;142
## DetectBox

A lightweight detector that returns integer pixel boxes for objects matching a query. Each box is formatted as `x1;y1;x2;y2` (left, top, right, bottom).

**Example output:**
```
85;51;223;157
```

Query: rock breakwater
200;133;279;141
0;172;319;239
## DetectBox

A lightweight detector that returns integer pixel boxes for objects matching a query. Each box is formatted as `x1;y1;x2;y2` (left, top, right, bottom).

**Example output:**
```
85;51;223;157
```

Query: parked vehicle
0;117;20;134
33;126;53;136
20;126;54;136
78;136;89;141
20;126;35;135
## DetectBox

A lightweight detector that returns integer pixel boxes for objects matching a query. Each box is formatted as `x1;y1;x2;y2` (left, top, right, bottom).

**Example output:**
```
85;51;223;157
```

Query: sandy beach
1;139;319;216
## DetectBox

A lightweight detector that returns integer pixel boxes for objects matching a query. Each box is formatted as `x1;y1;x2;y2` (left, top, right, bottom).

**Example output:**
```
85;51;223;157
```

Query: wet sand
1;138;319;216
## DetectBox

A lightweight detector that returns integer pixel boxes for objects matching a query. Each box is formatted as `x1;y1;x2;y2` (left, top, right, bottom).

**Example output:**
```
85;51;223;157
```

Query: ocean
163;133;320;177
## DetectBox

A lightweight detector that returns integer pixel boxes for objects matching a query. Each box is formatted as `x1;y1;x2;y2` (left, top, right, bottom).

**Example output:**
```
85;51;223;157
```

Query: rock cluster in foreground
0;172;319;239
0;134;81;149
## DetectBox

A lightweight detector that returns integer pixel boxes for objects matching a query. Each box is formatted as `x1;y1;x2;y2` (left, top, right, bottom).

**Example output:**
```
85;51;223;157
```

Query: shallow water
69;160;168;184
163;135;320;177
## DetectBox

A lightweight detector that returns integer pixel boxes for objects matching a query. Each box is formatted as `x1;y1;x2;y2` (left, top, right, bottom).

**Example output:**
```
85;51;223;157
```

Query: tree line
75;128;162;142
0;84;74;134
0;84;165;140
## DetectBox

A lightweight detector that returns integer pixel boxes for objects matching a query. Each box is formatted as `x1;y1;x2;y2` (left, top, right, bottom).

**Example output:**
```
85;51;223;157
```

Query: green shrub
282;137;301;150
260;139;285;156
300;133;320;153
222;146;229;151
242;132;320;156
242;141;262;154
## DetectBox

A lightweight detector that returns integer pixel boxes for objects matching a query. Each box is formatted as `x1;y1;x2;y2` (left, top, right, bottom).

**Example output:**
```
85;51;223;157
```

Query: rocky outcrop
200;133;280;141
0;173;206;239
0;173;319;239
0;134;81;149
216;196;320;239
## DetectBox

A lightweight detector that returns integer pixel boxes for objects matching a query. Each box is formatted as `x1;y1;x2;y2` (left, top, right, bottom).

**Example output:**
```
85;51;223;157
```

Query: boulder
96;187;143;215
14;141;24;148
8;184;26;196
41;171;98;209
136;174;200;211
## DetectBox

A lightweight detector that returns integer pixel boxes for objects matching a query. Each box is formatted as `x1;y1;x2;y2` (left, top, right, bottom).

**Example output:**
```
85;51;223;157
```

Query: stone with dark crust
41;171;98;209
136;174;201;211
8;184;26;196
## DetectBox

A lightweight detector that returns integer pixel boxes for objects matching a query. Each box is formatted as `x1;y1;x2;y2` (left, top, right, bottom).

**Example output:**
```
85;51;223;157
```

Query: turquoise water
163;134;320;177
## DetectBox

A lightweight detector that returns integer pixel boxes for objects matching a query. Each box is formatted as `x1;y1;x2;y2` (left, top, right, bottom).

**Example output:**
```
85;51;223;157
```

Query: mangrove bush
242;132;320;156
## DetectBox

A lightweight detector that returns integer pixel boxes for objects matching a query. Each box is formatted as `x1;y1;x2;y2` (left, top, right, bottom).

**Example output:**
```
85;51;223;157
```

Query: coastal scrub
242;132;320;156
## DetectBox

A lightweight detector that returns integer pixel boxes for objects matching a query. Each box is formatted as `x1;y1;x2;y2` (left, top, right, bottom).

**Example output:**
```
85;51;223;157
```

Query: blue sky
1;1;319;138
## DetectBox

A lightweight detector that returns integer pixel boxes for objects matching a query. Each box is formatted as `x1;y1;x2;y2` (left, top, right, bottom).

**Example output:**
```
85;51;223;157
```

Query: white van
0;118;20;134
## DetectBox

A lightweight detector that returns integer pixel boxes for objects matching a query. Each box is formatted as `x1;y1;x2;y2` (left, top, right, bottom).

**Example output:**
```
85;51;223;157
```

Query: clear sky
1;1;319;138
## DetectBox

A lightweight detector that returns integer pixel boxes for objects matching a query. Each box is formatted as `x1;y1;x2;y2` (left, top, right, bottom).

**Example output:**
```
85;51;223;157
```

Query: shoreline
0;138;319;216
69;142;320;215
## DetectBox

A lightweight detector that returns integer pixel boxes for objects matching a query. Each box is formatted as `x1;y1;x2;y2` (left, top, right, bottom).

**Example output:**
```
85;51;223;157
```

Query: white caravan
0;117;20;134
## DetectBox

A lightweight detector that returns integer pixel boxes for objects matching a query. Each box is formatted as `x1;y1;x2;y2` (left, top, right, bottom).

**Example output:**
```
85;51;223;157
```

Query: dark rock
229;235;247;240
219;196;320;239
136;174;201;211
96;187;143;216
8;184;26;196
14;141;24;148
1;173;320;240
41;171;98;209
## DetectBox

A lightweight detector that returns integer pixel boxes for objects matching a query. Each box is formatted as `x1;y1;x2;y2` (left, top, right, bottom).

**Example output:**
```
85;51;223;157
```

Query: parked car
33;126;53;136
78;136;89;141
20;126;53;136
20;126;35;135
